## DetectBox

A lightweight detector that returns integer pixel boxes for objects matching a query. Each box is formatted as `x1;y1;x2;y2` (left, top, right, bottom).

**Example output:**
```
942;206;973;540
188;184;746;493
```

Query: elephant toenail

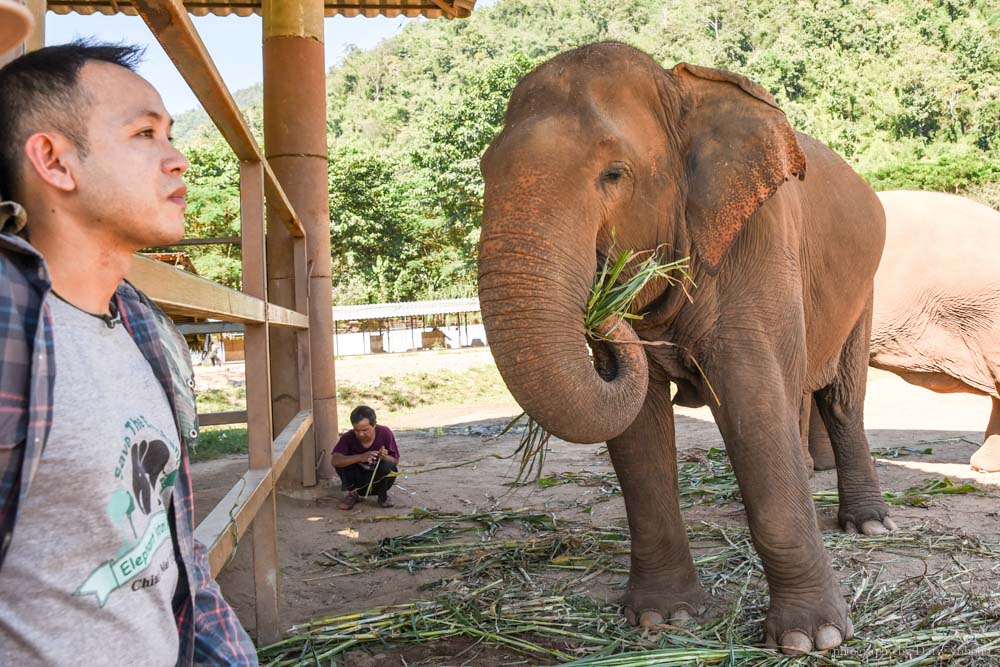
670;608;692;622
861;520;888;535
638;610;664;628
815;624;843;650
624;608;637;626
884;517;898;531
778;630;812;655
845;521;858;534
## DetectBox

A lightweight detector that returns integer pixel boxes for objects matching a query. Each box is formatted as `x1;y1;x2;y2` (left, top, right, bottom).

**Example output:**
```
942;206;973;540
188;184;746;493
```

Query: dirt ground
191;351;1000;665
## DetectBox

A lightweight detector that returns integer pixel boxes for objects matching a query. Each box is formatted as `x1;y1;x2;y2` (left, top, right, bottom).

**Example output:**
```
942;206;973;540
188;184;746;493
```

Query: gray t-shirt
0;295;182;665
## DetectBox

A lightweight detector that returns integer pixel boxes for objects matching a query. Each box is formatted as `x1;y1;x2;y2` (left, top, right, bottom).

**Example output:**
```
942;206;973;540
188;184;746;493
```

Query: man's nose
165;146;190;176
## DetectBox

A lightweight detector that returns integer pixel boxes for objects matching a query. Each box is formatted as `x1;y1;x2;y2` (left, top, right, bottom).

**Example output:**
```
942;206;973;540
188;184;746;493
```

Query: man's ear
22;132;78;193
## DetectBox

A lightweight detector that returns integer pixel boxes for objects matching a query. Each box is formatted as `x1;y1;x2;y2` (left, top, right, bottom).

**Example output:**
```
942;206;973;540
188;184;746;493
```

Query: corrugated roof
332;297;479;321
47;1;475;19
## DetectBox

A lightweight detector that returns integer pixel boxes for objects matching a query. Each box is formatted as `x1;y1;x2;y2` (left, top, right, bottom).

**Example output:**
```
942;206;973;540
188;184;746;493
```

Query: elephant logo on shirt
131;439;170;514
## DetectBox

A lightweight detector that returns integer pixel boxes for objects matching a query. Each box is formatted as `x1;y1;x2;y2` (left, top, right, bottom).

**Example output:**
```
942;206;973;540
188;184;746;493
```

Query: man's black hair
350;405;377;426
0;40;144;200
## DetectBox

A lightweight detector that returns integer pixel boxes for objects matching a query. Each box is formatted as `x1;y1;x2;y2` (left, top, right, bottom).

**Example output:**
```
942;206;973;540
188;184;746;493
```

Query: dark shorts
335;459;397;497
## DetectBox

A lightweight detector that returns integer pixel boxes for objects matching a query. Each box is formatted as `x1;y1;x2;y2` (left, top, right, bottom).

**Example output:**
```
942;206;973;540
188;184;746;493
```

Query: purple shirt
332;424;400;461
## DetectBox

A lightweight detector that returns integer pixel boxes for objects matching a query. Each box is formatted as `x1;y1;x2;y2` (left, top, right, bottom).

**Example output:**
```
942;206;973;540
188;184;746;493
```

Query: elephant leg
970;397;1000;472
807;396;837;471
607;373;704;627
813;312;895;535
707;339;851;655
799;393;815;476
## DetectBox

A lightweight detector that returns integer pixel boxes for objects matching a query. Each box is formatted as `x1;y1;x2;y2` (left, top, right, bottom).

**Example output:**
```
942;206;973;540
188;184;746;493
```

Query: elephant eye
600;164;627;184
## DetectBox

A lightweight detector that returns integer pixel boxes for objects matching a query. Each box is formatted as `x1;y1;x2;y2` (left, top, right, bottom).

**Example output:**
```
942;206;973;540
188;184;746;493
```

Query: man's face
353;419;375;445
68;61;188;248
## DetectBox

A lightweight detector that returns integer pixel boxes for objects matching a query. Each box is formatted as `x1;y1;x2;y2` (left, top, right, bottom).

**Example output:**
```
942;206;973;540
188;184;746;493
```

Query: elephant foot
838;496;897;535
970;434;1000;473
765;583;853;655
623;577;706;629
811;448;837;471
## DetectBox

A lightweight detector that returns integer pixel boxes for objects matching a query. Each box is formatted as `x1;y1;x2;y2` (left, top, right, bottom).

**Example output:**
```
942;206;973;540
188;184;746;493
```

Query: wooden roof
142;251;200;274
47;1;476;19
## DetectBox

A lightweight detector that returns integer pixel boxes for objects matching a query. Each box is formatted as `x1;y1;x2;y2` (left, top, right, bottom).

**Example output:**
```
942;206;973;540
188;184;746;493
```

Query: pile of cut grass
259;511;1000;666
528;447;963;510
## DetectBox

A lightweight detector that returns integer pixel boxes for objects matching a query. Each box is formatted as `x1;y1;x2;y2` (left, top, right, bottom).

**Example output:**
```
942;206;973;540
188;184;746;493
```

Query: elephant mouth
590;336;619;381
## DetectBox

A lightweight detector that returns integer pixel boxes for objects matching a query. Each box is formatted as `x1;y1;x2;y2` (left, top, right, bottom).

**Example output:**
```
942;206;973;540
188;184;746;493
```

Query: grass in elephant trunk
258;512;1000;666
507;243;693;483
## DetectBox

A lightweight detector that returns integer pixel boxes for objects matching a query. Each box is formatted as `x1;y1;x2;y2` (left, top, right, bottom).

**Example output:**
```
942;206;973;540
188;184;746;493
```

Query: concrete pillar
263;0;338;483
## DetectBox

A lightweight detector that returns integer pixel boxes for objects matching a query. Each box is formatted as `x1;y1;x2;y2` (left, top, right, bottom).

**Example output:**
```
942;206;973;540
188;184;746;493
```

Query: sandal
339;491;360;510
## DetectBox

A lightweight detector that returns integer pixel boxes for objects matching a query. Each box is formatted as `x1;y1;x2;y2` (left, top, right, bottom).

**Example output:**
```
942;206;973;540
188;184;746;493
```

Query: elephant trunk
478;209;649;444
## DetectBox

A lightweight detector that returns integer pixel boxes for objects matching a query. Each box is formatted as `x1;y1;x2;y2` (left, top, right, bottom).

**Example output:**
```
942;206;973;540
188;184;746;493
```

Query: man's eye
139;129;154;138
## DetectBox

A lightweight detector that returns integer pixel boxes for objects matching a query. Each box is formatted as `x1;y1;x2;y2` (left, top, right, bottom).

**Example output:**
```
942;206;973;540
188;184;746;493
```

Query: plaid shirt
0;201;258;666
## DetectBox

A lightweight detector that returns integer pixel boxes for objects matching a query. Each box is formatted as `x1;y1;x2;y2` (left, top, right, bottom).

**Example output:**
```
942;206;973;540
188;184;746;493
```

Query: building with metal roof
332;296;479;321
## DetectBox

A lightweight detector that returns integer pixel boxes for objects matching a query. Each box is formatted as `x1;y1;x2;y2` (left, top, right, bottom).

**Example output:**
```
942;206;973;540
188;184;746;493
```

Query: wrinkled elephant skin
477;43;891;655
808;191;1000;472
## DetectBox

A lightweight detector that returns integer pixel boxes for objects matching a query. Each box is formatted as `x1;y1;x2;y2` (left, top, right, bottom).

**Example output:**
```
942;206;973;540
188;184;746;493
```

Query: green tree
412;53;538;239
173;0;1000;303
174;139;243;287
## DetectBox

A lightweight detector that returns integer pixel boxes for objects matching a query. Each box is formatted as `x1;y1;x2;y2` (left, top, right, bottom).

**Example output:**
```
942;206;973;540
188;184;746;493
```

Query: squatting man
332;406;400;510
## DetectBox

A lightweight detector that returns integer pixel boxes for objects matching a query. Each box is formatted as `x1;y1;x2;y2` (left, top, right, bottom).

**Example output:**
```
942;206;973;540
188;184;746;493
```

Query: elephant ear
673;63;806;274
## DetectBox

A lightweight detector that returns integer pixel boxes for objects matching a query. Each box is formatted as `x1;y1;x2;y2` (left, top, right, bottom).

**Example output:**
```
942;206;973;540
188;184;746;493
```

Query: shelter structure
333;296;483;354
8;0;477;644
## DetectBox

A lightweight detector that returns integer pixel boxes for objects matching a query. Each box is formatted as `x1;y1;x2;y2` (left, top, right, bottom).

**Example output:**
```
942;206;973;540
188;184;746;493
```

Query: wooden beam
427;0;457;19
176;321;245;335
293;236;317;486
240;160;280;643
194;467;271;578
267;302;310;329
240;160;273;472
129;254;263;321
128;254;309;328
130;0;304;238
192;410;313;578
271;409;313;481
197;410;247;426
25;0;46;51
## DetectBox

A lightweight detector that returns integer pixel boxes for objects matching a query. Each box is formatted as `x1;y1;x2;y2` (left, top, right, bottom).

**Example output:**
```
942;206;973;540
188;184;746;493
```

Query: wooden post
24;0;43;51
263;0;334;485
0;0;42;66
240;161;280;644
293;235;317;485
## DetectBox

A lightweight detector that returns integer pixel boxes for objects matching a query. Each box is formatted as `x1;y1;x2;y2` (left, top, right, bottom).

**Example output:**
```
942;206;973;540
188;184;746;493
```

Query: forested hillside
173;0;1000;302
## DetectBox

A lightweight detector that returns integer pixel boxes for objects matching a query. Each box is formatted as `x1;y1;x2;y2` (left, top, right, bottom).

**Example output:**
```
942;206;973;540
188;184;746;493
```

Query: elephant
807;190;1000;472
477;42;894;655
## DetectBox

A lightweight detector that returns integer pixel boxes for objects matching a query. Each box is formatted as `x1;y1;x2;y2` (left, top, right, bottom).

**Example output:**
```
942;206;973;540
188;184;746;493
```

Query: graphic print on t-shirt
75;415;181;607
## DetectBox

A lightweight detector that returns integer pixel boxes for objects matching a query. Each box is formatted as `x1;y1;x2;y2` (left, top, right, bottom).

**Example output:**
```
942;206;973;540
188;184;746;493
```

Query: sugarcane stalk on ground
261;515;1000;665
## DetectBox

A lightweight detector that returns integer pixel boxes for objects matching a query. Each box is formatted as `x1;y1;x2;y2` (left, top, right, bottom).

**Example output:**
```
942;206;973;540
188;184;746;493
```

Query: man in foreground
331;406;400;509
0;41;256;664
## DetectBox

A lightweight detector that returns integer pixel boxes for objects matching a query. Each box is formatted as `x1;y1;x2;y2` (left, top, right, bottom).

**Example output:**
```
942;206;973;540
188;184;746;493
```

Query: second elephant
808;190;1000;472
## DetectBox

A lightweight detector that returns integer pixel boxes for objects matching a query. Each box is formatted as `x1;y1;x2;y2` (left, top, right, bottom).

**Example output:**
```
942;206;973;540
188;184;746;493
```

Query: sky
44;1;496;116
